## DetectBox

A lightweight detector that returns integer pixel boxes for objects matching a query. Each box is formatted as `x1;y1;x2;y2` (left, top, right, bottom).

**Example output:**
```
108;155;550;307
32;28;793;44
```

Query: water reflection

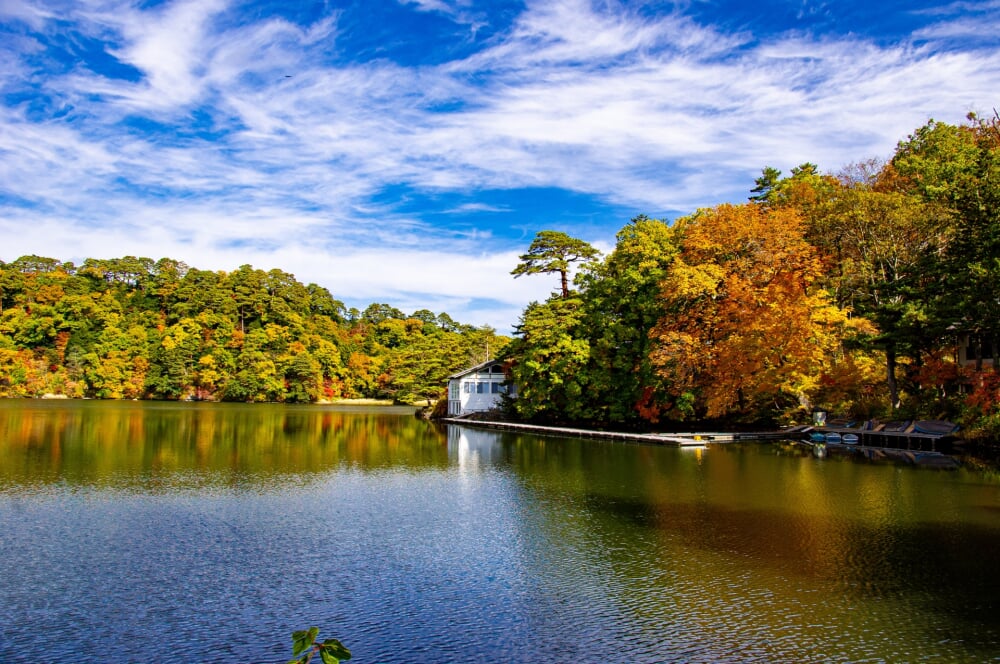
1;402;999;663
452;431;1000;661
0;400;446;492
447;425;509;471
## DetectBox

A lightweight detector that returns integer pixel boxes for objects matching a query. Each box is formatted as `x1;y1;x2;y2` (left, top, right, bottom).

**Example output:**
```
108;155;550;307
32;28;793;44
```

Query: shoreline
23;395;403;406
316;398;397;406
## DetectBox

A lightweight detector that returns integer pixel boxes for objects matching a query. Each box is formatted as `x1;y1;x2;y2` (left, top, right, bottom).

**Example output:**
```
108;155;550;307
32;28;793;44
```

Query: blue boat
825;432;842;443
842;433;859;445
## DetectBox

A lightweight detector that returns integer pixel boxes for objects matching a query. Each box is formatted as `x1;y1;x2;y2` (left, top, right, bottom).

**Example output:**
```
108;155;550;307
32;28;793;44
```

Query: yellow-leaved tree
650;203;855;421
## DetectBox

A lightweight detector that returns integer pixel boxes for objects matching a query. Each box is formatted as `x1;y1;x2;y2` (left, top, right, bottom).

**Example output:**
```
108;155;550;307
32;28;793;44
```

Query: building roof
448;358;503;380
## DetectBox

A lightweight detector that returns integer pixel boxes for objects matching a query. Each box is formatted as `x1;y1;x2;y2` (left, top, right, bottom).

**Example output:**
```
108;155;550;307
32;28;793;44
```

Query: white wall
448;365;511;415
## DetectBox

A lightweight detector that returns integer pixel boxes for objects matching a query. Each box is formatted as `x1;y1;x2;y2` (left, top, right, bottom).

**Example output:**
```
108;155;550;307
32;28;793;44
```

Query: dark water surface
1;400;998;663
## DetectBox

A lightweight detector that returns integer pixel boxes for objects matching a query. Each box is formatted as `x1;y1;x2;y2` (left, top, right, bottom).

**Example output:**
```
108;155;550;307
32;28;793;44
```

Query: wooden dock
442;417;962;453
441;418;963;467
440;418;790;447
803;427;956;453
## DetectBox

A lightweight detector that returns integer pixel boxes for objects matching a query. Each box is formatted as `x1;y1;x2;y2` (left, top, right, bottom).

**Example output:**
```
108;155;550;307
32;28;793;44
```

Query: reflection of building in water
447;425;505;469
446;359;516;416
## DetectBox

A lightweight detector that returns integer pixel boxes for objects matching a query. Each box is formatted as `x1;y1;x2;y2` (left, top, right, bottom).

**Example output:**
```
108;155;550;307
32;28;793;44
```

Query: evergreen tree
511;230;601;298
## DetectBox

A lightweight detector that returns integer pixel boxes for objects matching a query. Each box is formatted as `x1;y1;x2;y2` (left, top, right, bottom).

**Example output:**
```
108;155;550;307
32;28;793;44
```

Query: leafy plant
289;627;351;664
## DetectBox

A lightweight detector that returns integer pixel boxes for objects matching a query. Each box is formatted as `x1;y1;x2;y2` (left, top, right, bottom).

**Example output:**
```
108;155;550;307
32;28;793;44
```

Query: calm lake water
1;400;999;663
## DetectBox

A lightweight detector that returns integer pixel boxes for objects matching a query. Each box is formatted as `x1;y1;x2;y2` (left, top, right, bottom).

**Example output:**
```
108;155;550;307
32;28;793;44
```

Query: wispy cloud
1;0;999;330
912;0;1000;16
445;203;510;214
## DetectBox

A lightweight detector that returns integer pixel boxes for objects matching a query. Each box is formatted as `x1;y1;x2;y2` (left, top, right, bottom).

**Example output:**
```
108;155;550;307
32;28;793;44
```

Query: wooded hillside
0;257;508;404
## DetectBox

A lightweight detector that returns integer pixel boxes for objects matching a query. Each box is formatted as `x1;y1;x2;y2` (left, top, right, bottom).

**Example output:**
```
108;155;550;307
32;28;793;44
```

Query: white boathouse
447;359;514;416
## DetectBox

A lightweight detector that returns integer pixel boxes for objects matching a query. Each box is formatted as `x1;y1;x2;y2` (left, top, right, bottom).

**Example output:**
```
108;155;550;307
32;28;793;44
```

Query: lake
1;400;998;662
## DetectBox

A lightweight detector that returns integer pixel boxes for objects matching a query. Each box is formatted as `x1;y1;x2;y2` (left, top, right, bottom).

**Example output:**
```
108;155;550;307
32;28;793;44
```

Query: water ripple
2;418;1000;662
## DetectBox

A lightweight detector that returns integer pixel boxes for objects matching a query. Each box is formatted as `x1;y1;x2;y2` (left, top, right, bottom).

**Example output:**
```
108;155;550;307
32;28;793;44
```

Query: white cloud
913;16;1000;41
0;203;555;331
0;0;55;29
401;0;457;13
912;0;1000;17
2;0;1000;330
80;0;232;112
445;203;510;214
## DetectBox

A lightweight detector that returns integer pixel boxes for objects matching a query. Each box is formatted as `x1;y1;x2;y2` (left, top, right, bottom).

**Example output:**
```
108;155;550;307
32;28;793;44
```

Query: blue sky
1;0;998;331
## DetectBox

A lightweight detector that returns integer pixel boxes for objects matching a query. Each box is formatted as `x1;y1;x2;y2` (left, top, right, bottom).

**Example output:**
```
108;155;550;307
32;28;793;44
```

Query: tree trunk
886;345;901;410
559;269;569;298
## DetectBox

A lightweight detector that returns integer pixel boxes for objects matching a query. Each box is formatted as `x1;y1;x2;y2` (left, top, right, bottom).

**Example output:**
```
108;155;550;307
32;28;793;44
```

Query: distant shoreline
317;398;397;406
24;395;403;407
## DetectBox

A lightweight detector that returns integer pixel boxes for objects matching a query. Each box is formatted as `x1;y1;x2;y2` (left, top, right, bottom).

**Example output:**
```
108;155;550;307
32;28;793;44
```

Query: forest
0;256;508;405
2;113;998;439
502;114;1000;439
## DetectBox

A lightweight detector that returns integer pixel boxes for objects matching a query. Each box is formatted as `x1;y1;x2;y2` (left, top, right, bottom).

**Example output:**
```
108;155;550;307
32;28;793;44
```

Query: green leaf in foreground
321;638;352;661
291;628;314;657
289;626;349;664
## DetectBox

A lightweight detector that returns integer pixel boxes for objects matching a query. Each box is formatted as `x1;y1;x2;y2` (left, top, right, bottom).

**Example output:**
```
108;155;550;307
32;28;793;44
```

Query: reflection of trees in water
0;402;449;489
488;433;1000;661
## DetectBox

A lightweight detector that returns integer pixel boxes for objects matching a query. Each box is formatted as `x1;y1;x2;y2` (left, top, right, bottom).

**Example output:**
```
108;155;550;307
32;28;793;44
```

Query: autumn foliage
505;113;1000;434
0;257;507;403
648;204;851;420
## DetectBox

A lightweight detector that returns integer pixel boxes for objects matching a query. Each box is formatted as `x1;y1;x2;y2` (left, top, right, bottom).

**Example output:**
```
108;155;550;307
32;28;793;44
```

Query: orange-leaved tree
649;203;853;422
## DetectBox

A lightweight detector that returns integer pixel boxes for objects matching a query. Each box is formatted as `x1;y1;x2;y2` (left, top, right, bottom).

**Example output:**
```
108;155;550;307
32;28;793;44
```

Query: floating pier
441;418;963;466
440;417;790;447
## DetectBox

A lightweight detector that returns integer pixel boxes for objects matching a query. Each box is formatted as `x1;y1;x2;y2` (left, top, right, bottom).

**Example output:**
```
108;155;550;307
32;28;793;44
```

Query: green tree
146;317;203;398
170;269;236;323
307;283;346;321
264;268;311;329
893;115;1000;370
0;262;25;315
284;349;322;403
505;297;592;422
809;178;949;410
577;215;679;424
229;264;269;333
385;331;464;404
150;258;188;314
80;312;149;399
511;230;601;298
223;327;285;401
751;162;838;217
749;166;782;203
361;303;405;324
